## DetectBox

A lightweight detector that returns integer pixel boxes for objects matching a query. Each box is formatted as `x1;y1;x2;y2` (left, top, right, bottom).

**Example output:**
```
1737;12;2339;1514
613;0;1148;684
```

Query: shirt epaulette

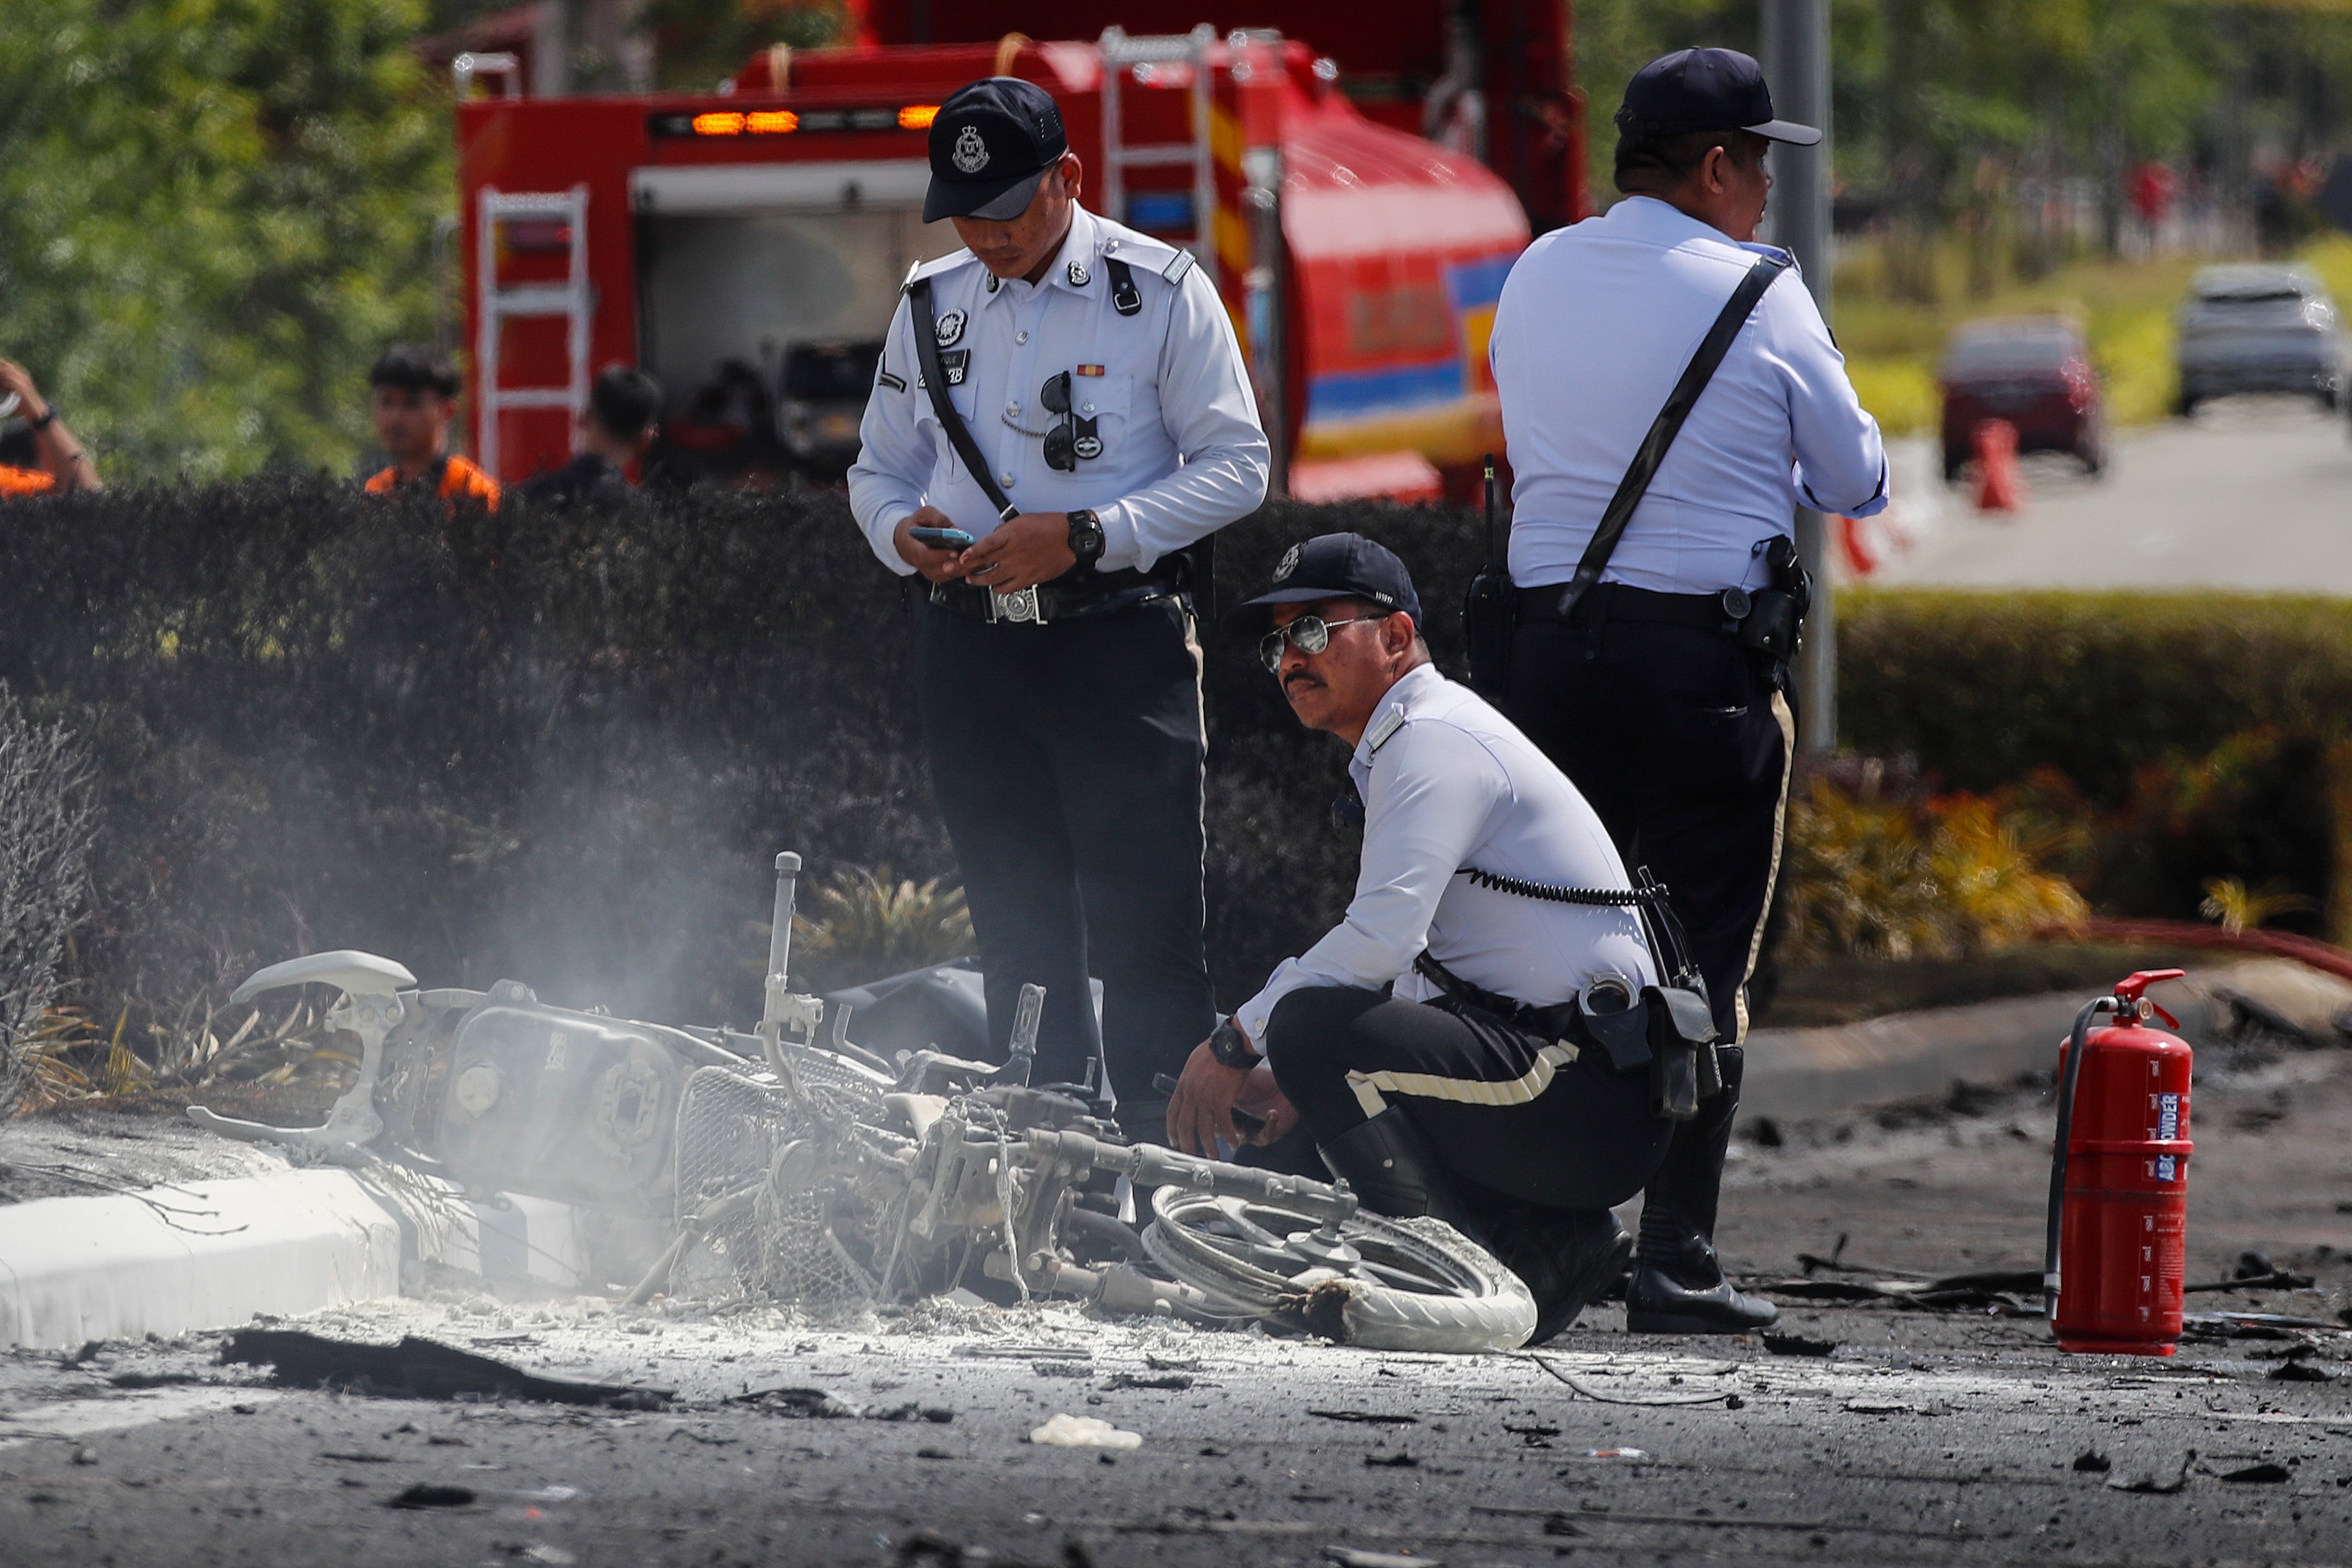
902;249;980;292
1365;708;1409;755
1100;233;1197;284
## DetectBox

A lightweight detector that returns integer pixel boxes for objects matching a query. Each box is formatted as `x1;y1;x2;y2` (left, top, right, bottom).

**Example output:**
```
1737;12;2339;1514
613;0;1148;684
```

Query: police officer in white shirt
849;78;1270;1125
1166;534;1678;1342
1489;48;1885;1333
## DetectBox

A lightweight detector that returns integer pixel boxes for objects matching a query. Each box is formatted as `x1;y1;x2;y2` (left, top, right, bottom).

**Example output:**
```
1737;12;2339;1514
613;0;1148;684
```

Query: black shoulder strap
1481;453;1503;575
907;275;1017;523
1551;253;1789;618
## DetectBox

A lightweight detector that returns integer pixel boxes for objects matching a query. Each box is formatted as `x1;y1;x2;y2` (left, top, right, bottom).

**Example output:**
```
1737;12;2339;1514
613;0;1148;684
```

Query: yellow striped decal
1346;1041;1580;1118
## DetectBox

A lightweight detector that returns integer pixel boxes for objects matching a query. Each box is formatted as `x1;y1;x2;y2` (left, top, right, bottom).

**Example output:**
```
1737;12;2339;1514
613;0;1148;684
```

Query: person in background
364;345;500;510
516;365;662;509
0;360;101;495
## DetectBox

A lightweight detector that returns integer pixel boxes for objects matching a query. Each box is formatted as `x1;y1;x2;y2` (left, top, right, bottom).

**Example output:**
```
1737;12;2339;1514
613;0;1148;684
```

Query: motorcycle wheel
1140;1188;1536;1353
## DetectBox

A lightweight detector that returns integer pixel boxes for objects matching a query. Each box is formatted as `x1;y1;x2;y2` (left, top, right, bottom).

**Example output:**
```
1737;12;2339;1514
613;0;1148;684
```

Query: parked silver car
2174;264;2344;415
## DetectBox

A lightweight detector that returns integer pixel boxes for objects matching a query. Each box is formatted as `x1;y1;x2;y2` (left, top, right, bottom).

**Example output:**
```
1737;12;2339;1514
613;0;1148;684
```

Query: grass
1832;233;2352;437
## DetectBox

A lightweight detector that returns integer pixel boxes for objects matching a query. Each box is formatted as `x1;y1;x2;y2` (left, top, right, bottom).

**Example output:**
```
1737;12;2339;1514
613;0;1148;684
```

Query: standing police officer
1488;48;1888;1333
849;78;1270;1127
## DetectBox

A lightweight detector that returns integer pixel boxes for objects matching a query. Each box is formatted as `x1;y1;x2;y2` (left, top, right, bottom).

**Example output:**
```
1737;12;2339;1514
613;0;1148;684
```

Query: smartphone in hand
908;525;976;550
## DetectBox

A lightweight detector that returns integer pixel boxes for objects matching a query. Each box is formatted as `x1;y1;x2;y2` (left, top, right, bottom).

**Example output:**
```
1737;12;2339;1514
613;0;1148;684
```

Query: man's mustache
1283;671;1323;695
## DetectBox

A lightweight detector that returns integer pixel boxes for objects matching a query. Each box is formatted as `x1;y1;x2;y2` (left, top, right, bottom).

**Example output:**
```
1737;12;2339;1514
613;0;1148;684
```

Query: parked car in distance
1938;316;2105;481
777;340;883;478
2174;264;2343;415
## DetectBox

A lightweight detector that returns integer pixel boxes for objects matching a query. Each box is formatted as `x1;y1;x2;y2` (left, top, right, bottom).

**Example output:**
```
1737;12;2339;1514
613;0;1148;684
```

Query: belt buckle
987;586;1048;625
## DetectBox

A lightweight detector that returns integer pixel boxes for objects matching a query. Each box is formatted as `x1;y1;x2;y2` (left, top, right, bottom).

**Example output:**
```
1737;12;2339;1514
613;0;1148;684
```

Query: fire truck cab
456;18;1562;500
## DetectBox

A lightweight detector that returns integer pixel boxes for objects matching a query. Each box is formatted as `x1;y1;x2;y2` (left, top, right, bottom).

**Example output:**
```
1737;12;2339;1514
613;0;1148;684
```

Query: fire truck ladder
1098;24;1219;292
475;185;590;478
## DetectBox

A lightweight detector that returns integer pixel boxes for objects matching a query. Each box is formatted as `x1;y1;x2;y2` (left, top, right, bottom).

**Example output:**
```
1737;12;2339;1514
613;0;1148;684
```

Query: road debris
2072;1449;2112;1473
1762;1332;1838;1356
1028;1414;1142;1450
2106;1452;2193;1494
2219;1462;2291;1483
222;1330;668;1409
386;1482;476;1508
1324;1549;1442;1568
1101;1371;1194;1390
1309;1409;1419;1425
1510;1351;1740;1406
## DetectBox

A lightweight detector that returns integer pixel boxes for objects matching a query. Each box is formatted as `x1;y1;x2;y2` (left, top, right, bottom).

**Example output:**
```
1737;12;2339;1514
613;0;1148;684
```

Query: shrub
1839;588;2352;801
0;479;1486;1072
0;688;98;1113
1778;774;2084;963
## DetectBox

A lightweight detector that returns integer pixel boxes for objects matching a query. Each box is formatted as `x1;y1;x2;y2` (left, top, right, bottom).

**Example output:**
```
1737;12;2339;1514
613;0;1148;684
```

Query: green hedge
1838;587;2352;941
0;479;1486;1048
1839;588;2352;802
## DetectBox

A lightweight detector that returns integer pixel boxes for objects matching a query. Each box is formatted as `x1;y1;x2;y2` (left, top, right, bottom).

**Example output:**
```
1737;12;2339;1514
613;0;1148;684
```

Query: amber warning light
650;106;936;137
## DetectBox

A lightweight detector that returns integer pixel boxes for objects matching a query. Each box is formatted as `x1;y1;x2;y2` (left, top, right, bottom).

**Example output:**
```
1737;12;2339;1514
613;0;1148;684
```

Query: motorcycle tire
1140;1188;1536;1354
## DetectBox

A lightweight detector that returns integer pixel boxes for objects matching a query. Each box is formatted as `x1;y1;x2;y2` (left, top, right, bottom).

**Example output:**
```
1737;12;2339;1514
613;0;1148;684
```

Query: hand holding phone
909;525;976;550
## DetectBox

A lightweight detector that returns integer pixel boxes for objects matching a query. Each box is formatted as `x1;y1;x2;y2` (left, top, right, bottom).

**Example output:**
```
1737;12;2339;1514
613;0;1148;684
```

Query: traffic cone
1974;419;2025;513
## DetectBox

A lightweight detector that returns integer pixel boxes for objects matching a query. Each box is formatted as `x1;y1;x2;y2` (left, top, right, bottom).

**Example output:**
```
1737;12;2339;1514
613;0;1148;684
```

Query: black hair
1613;126;1763;194
368;344;461;398
0;426;34;468
588;365;662;442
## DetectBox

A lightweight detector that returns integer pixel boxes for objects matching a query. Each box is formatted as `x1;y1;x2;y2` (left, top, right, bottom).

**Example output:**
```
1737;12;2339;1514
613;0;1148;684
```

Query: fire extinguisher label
2156;1092;2181;1139
2151;1155;2178;1181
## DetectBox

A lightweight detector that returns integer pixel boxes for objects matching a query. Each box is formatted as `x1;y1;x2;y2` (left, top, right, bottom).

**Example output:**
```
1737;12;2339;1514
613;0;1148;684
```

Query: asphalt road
1872;397;2352;594
5;1011;2350;1568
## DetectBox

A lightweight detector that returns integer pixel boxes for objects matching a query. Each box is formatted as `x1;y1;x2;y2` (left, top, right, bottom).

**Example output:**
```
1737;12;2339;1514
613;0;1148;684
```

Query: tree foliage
0;0;450;481
1575;0;2352;225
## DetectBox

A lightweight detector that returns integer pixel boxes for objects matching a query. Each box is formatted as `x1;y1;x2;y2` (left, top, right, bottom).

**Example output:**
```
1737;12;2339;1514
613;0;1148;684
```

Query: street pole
1758;0;1836;755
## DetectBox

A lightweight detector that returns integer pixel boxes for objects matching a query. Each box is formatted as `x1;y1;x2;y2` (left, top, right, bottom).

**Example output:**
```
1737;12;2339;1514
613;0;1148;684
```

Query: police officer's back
1488;48;1887;1335
847;78;1269;1124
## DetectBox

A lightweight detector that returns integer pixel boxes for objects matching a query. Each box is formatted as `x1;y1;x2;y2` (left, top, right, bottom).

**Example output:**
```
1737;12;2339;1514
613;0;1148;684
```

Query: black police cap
1230;533;1422;632
924;77;1069;223
1615;47;1820;146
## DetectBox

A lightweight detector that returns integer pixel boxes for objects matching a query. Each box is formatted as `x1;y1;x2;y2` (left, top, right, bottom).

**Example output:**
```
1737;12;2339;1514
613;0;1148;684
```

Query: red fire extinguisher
2044;969;2193;1356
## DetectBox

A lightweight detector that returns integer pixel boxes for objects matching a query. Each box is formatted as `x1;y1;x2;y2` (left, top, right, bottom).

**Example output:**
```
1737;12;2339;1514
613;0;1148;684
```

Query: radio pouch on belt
1462;455;1515;697
1451;864;1723;1118
908;277;1019;525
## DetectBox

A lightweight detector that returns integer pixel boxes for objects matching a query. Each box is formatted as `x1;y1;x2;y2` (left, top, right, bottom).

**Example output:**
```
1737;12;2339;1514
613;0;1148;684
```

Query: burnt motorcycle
189;854;1535;1353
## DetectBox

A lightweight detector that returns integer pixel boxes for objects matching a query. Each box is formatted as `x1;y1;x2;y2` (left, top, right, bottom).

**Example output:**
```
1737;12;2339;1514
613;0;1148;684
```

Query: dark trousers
1501;616;1791;1046
915;596;1215;1101
1502;610;1792;1251
1263;985;1673;1210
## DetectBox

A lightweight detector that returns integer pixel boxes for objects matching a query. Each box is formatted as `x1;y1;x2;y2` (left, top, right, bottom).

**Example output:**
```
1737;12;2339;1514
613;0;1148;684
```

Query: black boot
1623;1046;1779;1335
1477;1201;1633;1344
1316;1109;1484;1236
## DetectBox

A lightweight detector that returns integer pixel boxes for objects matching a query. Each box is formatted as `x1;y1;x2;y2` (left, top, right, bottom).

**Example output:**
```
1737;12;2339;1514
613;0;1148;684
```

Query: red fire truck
454;5;1578;500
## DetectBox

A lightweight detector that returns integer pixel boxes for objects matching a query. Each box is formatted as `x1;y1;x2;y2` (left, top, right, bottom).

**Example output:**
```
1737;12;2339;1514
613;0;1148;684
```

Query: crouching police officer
849;78;1271;1127
1168;535;1695;1342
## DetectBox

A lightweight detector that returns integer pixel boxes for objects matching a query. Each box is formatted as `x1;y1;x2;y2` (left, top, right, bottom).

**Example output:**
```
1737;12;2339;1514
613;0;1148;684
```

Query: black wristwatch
1207;1017;1260;1068
27;403;57;431
1066;509;1105;567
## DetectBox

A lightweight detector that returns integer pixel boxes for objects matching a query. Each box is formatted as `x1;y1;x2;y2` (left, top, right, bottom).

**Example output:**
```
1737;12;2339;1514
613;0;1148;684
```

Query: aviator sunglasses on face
1258;610;1393;673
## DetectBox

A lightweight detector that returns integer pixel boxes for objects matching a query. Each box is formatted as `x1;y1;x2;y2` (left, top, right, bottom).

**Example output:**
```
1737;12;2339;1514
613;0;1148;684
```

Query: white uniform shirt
1234;663;1656;1045
848;204;1271;575
1490;195;1889;594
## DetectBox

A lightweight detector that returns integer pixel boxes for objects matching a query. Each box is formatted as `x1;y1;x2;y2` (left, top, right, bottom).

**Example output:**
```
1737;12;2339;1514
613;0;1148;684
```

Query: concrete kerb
1741;958;2352;1126
0;1158;590;1352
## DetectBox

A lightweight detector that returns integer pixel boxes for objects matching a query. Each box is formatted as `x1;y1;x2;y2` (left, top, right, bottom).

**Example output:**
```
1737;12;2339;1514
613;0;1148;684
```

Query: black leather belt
928;565;1184;625
1516;580;1744;632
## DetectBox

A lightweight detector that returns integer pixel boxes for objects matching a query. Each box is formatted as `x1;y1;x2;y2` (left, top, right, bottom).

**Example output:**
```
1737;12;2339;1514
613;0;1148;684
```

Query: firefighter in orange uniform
363;345;500;509
0;359;101;496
